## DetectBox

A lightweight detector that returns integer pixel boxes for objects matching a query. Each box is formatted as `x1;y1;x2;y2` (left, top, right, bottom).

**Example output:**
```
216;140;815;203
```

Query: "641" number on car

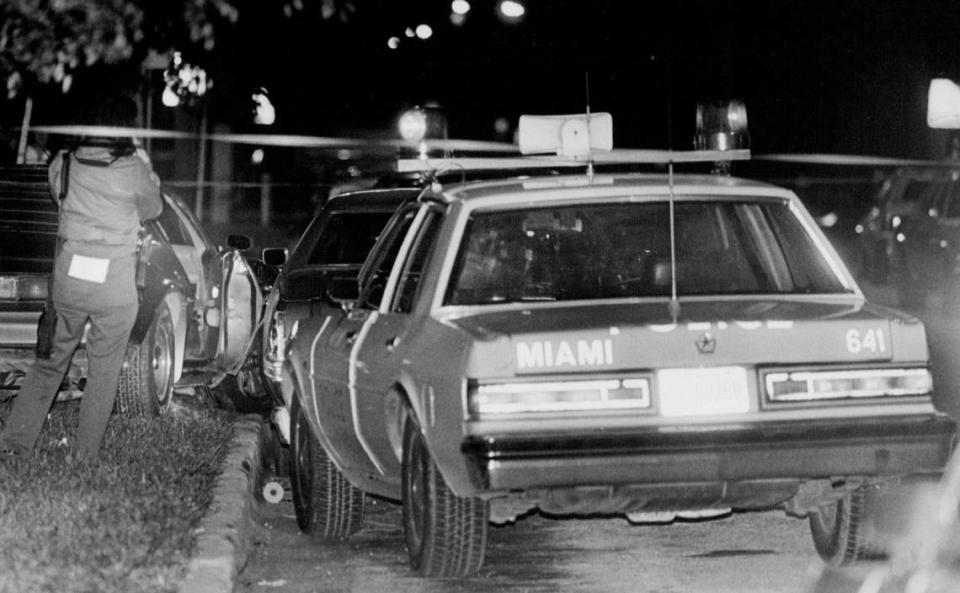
845;328;886;354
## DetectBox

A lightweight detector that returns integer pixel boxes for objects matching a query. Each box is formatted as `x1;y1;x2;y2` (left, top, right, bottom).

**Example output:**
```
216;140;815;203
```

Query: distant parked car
887;169;960;309
856;168;947;285
0;164;263;415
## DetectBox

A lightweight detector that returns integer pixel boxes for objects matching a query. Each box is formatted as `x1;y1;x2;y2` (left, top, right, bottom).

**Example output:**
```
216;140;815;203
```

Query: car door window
358;206;419;310
392;209;444;314
943;179;960;219
918;179;951;216
153;196;206;285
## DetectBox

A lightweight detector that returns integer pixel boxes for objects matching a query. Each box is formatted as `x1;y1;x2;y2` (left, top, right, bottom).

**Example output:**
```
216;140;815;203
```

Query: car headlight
468;378;651;417
764;368;932;402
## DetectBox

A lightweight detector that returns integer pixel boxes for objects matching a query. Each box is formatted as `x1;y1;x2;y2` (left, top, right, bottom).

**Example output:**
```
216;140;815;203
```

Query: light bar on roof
395;148;751;173
694;100;750;152
518;113;613;158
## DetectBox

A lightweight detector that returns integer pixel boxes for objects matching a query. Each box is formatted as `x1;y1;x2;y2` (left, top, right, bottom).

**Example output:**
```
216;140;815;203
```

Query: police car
279;105;956;577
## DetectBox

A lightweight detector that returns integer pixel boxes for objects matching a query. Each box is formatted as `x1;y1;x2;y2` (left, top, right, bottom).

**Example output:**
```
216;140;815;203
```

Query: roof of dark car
323;187;422;212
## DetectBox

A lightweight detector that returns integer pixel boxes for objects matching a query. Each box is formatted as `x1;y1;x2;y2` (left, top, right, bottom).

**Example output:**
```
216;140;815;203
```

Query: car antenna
585;72;595;180
665;65;680;322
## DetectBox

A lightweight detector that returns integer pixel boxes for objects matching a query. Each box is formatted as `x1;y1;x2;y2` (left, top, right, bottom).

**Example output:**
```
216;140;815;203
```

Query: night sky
209;0;960;158
8;0;960;162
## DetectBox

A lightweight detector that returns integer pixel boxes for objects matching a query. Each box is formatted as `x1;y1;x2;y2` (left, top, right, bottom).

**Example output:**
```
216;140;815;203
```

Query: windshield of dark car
307;211;394;266
445;198;849;305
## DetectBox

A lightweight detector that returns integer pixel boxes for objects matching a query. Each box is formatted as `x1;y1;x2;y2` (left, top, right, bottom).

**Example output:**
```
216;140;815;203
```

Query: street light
498;0;525;20
252;88;275;125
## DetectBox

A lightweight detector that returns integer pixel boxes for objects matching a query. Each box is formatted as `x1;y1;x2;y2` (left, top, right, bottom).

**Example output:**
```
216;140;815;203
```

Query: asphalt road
236;495;836;593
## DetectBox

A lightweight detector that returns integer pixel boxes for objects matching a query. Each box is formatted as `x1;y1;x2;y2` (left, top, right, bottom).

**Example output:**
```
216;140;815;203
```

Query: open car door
217;247;263;372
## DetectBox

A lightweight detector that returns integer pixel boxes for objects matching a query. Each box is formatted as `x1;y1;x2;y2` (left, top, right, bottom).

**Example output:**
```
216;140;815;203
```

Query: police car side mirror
227;234;252;251
262;247;288;267
327;276;360;308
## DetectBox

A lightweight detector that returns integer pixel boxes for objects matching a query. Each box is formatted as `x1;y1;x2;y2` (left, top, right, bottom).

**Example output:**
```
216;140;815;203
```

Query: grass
0;400;234;593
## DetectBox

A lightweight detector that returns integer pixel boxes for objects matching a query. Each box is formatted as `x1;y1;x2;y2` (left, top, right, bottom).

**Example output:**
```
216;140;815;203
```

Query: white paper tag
67;254;110;283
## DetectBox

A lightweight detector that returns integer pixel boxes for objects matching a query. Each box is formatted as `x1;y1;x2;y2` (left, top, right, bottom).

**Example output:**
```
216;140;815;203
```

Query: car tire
401;413;488;577
116;301;175;416
809;487;883;566
290;395;365;539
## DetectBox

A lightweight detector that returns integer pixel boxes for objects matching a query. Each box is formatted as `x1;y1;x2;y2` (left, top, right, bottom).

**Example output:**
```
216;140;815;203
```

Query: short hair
82;95;137;156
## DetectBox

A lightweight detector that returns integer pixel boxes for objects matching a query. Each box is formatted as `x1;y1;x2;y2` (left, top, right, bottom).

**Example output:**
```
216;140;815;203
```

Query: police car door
311;204;421;479
352;205;443;481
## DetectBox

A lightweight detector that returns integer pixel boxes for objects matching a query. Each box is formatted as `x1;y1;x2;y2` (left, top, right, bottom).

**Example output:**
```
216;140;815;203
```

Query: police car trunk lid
453;299;917;375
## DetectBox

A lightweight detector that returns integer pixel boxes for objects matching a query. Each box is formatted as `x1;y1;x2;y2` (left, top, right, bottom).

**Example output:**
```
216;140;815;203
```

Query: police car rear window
445;200;847;305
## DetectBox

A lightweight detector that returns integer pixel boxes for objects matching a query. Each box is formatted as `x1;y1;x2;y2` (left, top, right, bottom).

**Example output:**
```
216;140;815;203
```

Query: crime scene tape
754;153;960;168
17;125;520;153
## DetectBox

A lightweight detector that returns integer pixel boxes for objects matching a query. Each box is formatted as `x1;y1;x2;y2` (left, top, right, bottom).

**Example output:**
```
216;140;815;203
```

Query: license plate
658;366;750;417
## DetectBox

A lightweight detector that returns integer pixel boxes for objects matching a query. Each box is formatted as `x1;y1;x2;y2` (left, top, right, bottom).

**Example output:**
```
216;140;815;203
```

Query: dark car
856;168;949;285
0;164;262;415
889;169;960;309
258;188;419;414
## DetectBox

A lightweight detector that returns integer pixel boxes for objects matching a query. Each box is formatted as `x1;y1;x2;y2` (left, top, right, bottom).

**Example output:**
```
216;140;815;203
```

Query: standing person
0;95;163;461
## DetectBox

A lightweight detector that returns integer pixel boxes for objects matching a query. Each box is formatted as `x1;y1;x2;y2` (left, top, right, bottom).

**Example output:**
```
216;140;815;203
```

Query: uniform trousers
0;249;138;460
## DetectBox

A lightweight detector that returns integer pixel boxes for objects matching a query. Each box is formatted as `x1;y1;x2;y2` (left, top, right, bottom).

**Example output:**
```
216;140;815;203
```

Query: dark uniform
0;144;162;460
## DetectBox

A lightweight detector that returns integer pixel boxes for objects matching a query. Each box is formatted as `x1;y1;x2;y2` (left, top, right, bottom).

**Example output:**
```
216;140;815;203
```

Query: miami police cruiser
279;103;956;577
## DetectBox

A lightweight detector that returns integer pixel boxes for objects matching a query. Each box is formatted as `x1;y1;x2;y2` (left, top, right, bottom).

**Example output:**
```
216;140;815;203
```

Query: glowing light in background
498;0;526;20
387;36;400;49
252;88;276;125
398;109;428;144
451;0;471;15
251;148;265;165
162;85;180;107
405;27;415;37
415;24;433;39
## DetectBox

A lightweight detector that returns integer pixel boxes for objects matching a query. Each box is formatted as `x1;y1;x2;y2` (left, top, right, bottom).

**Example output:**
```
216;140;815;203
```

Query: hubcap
152;316;174;405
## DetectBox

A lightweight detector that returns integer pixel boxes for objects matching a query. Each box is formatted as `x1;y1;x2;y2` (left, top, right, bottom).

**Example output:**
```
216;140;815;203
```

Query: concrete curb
179;415;263;593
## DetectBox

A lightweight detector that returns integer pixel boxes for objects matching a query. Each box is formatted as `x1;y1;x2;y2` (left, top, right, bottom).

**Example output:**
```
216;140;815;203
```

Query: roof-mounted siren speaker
694;100;750;152
518;113;613;159
927;78;960;129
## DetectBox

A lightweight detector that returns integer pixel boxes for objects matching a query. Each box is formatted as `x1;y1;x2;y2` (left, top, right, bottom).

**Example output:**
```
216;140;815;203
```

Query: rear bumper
462;415;957;491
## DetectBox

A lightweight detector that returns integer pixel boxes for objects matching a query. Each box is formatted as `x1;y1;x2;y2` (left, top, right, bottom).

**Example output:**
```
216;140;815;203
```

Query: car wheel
290;395;365;539
809;487;883;566
401;413;488;577
116;301;175;416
